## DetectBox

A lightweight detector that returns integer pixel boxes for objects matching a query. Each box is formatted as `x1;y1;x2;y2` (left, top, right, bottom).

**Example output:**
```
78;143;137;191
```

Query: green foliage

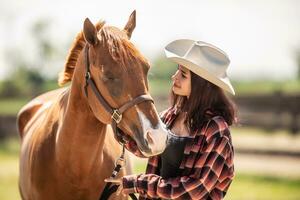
148;56;300;96
147;56;176;98
0;18;60;99
232;79;300;95
0;67;46;98
149;56;177;80
30;18;57;61
0;78;59;115
0;138;20;157
0;98;29;115
295;49;300;80
149;79;171;96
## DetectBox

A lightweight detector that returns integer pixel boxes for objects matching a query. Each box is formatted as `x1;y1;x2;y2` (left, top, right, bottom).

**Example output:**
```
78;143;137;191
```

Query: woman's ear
83;18;98;46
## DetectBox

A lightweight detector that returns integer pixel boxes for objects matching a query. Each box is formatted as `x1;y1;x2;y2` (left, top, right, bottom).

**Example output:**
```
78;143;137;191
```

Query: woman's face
171;65;191;97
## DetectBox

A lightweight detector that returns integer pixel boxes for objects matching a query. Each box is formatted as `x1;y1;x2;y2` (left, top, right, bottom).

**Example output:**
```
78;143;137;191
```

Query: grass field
232;79;300;95
0;138;20;200
0;98;29;116
1;138;300;200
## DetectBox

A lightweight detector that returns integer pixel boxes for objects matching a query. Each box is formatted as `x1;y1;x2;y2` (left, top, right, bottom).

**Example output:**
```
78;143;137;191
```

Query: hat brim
165;50;235;95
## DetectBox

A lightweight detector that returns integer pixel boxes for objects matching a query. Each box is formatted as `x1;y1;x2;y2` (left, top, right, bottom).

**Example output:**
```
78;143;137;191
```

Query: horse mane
58;21;148;87
98;26;148;70
58;21;105;86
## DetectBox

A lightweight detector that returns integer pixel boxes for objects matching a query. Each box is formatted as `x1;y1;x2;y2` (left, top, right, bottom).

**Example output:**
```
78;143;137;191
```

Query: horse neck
56;70;107;173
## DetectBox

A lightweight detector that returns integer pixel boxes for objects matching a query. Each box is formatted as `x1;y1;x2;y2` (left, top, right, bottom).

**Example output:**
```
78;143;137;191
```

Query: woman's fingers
116;184;125;196
104;177;121;184
104;178;125;197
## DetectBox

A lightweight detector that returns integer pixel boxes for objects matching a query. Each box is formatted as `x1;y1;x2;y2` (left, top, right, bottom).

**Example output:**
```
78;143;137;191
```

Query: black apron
159;130;191;179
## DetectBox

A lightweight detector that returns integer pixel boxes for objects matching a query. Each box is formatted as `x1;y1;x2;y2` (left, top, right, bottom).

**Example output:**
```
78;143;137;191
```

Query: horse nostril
146;131;154;145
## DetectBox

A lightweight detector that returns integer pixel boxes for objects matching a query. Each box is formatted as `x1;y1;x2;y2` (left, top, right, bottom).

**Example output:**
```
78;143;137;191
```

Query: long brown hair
171;71;237;132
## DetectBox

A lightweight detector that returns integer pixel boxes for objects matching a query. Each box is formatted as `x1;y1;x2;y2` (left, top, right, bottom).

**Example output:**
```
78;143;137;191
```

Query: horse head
61;11;168;157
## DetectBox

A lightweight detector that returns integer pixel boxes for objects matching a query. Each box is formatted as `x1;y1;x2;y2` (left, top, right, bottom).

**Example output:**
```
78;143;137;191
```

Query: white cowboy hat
164;39;235;95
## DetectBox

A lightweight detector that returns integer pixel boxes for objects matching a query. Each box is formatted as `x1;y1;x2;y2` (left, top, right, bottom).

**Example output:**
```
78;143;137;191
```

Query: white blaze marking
137;109;167;156
137;109;153;136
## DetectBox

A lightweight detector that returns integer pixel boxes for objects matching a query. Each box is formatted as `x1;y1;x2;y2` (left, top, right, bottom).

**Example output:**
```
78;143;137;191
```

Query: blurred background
0;0;300;199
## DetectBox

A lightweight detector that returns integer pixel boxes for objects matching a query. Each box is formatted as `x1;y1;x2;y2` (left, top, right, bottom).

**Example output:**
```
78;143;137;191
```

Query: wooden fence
0;115;18;138
0;92;299;138
234;92;300;134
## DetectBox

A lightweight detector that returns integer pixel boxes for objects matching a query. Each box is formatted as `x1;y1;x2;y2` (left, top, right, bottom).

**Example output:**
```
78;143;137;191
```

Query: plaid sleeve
122;134;233;199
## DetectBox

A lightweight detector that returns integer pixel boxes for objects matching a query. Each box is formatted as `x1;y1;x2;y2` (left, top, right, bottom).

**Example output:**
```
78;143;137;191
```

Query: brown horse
17;11;168;200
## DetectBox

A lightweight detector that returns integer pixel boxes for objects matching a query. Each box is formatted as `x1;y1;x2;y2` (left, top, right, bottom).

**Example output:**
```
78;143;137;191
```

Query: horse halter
83;44;154;144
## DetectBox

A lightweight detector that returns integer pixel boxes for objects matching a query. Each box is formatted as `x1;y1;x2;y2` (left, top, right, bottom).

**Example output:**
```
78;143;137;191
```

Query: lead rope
83;45;139;200
99;144;138;200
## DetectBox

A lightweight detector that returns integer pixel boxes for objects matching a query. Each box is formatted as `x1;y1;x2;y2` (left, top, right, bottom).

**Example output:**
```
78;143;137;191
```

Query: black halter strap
84;45;150;200
84;45;153;142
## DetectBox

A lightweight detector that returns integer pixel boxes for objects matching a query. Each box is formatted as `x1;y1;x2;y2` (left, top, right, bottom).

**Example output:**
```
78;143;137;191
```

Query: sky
0;0;300;81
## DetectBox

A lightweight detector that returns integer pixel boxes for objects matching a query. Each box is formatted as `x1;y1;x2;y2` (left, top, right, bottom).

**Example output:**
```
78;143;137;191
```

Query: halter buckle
112;109;122;124
85;72;91;80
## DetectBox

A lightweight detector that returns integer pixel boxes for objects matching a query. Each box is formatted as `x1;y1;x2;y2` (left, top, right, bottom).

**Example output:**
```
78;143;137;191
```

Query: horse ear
124;10;136;39
83;18;98;46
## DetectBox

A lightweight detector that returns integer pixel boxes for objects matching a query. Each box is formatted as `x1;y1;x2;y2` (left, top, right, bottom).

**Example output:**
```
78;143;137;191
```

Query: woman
106;39;237;200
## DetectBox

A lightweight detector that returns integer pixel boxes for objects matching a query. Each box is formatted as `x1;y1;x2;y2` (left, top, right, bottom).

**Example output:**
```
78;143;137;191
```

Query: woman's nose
172;70;179;81
171;74;175;81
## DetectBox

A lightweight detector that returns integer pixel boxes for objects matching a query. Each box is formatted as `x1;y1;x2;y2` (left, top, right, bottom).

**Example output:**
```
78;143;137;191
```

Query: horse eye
102;76;117;82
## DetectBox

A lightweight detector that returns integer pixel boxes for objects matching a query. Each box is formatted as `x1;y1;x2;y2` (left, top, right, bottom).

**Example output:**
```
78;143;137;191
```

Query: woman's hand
104;177;125;196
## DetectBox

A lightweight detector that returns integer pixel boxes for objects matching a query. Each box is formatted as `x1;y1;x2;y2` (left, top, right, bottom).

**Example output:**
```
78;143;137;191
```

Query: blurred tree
0;18;58;98
0;79;20;98
31;19;57;67
149;56;177;80
297;50;300;80
0;66;45;98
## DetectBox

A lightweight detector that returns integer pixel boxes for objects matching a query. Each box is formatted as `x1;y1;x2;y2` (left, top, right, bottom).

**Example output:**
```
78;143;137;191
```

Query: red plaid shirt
122;107;235;200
